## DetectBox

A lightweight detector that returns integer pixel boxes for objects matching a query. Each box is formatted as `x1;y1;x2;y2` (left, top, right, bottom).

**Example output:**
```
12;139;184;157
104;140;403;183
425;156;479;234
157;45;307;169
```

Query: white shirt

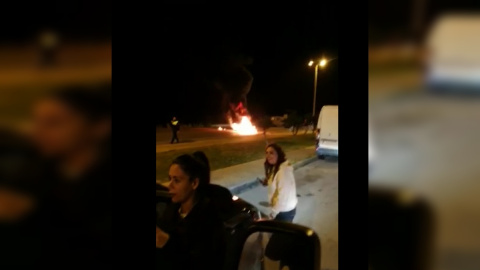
267;160;298;216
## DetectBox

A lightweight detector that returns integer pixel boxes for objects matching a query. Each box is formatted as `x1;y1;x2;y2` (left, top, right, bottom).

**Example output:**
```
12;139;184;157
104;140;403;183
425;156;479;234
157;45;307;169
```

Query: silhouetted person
38;29;59;67
0;129;45;267
169;117;180;144
31;85;112;267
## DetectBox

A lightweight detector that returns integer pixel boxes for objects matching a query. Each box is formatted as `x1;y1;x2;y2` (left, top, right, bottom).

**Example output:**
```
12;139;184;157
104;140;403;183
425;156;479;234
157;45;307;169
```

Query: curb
227;155;318;195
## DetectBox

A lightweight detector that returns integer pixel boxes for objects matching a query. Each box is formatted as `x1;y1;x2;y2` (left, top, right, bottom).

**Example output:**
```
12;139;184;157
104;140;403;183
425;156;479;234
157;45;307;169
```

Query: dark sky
1;0;111;41
369;0;480;41
160;8;338;125
2;2;338;125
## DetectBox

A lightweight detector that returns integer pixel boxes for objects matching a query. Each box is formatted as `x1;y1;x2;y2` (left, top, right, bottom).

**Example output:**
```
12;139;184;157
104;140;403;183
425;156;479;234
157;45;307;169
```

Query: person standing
169;117;180;144
38;29;59;67
262;144;300;269
263;143;298;222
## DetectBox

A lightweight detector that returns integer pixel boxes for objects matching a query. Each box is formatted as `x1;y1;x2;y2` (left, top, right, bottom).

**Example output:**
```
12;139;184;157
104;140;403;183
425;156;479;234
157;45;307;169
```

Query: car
156;183;261;223
156;183;321;269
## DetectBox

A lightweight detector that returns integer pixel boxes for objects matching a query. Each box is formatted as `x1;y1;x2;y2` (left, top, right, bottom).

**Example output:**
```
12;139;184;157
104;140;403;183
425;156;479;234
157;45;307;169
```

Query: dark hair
49;84;111;122
192;151;210;184
171;153;210;198
264;143;287;179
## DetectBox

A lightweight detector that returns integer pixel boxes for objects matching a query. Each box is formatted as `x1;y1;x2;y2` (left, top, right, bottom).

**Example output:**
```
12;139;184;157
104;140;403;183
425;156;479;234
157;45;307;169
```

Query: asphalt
370;91;480;270
239;159;338;270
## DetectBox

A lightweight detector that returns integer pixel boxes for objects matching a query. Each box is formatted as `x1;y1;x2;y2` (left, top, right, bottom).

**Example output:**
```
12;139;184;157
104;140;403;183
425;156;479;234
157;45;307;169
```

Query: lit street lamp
309;58;328;117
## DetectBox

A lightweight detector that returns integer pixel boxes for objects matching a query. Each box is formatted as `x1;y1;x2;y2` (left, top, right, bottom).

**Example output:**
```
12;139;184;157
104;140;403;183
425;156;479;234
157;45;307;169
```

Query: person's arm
156;205;184;252
270;165;295;218
156;226;170;248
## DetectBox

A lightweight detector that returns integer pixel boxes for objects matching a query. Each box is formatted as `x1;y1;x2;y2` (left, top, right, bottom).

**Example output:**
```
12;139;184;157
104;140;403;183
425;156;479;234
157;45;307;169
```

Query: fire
231;116;258;135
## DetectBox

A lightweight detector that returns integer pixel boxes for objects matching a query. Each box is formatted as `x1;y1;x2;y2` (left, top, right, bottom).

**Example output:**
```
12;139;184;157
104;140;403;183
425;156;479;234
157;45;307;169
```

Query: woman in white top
262;143;298;222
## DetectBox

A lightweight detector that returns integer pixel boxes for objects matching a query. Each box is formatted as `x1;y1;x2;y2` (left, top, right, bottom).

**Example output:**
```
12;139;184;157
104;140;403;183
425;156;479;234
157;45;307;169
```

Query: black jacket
157;197;226;270
38;156;112;267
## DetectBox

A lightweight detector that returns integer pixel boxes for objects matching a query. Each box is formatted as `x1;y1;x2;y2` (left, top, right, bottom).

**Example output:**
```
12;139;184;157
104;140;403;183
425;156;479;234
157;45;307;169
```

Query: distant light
218;127;222;131
308;60;314;66
232;195;239;201
320;59;327;67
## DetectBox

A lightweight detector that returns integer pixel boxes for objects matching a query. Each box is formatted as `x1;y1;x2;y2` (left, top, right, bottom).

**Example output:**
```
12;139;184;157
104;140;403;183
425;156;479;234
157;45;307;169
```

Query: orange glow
231;116;258;135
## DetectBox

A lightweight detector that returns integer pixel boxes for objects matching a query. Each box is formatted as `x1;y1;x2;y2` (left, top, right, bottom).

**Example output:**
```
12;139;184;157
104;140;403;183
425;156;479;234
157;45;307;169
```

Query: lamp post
309;58;328;117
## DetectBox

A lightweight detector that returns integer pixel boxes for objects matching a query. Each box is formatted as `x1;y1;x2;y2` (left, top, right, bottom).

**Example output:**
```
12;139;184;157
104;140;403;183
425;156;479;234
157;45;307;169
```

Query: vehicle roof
427;13;480;45
427;13;480;61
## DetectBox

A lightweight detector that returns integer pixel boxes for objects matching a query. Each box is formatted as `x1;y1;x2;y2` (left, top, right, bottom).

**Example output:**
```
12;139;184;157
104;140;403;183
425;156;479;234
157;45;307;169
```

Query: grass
369;60;420;77
156;134;314;181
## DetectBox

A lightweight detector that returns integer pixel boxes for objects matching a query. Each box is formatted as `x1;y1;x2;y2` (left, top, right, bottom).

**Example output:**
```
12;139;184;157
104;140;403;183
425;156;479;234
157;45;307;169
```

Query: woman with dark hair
192;151;210;183
263;143;298;222
31;84;112;266
156;152;226;270
192;151;235;221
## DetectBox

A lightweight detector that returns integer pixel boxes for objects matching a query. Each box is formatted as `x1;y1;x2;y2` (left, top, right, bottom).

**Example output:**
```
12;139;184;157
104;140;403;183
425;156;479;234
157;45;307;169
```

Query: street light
319;59;327;67
309;58;328;117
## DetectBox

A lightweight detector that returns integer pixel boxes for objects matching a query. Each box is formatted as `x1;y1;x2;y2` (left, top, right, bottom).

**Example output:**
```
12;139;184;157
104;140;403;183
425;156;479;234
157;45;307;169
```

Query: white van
424;13;480;91
316;105;338;158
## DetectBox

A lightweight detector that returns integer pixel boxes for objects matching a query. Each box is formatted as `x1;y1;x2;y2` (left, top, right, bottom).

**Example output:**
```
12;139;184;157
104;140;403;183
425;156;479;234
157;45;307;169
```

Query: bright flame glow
231;116;258;135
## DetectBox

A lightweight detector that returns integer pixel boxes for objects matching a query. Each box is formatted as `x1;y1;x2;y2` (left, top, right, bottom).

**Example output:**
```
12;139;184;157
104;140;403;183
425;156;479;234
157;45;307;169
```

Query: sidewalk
157;146;317;194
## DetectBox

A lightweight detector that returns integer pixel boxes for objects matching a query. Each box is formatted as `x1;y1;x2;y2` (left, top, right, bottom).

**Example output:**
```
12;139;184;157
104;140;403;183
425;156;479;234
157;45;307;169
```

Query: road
237;159;338;270
156;127;302;153
369;91;480;270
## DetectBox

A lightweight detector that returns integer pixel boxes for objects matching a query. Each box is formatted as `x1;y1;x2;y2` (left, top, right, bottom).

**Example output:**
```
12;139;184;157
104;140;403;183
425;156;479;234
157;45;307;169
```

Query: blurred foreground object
30;84;112;266
0;128;43;266
369;188;434;270
0;41;111;128
0;127;44;223
424;13;480;92
0;188;35;223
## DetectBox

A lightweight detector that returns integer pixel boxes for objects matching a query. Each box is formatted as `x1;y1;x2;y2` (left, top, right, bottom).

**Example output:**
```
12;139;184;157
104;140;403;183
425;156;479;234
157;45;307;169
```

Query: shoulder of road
157;146;317;195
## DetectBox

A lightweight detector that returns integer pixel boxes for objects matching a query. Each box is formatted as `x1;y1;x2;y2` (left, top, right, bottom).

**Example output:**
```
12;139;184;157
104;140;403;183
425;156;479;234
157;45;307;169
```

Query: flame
231;116;258;135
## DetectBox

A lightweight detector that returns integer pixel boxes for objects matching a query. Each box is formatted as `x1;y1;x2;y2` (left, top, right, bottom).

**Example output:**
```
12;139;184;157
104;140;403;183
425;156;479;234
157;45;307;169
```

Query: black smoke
213;56;253;123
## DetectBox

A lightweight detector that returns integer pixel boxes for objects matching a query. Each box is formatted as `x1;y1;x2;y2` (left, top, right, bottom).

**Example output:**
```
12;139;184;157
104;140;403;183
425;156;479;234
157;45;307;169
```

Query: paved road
369;92;480;270
237;159;338;270
157;127;299;153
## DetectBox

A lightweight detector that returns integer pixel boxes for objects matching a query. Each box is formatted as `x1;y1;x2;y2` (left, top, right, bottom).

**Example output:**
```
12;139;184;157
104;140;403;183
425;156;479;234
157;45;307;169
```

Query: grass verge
156;134;314;180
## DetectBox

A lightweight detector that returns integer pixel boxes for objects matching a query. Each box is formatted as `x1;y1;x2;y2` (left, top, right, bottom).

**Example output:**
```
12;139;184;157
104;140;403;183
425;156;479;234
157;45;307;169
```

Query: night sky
0;0;111;41
369;0;480;42
3;2;340;126
160;8;338;125
3;3;338;126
